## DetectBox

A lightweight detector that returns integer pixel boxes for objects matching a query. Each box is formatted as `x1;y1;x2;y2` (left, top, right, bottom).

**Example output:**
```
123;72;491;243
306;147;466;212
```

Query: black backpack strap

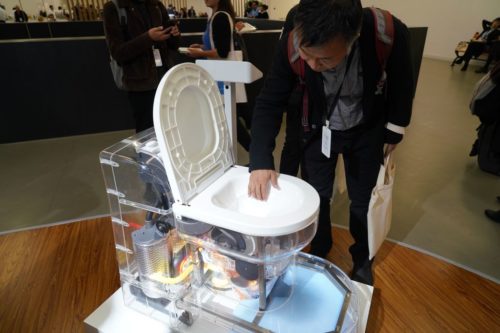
111;0;127;29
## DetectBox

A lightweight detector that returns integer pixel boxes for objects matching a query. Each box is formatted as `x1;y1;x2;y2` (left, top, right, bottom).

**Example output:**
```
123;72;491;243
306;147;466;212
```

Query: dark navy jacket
250;8;415;171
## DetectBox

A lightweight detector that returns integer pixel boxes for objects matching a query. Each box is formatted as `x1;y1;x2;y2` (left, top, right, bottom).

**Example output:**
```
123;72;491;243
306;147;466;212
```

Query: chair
451;20;491;67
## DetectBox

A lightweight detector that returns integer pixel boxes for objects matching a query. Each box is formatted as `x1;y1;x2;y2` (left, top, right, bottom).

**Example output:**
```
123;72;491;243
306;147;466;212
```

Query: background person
257;4;269;19
247;0;414;285
187;6;196;18
13;5;28;22
185;0;251;151
0;4;8;23
103;0;180;132
245;1;258;18
454;17;500;72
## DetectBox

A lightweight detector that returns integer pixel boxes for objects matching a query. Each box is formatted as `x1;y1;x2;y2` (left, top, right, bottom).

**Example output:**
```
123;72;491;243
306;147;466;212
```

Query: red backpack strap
370;7;394;67
370;7;394;94
287;30;310;131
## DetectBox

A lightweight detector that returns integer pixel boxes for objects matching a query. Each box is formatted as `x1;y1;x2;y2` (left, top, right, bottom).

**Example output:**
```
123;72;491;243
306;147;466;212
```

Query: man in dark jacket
248;0;414;285
103;0;180;132
13;6;28;22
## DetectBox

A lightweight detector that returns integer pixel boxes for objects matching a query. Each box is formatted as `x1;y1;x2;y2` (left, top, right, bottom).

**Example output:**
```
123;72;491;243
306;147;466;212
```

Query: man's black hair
294;0;363;47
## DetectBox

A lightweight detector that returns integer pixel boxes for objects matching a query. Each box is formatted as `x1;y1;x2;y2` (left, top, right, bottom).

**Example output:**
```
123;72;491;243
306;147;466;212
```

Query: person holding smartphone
184;0;252;152
103;0;180;132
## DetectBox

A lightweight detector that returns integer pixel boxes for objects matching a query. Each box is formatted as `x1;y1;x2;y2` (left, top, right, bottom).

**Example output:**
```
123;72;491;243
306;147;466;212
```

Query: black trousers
301;123;384;264
279;88;303;176
462;41;487;68
127;90;156;132
236;103;251;152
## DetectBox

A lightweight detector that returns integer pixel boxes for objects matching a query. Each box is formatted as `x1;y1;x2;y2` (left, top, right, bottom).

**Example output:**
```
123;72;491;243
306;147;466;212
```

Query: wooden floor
0;218;499;333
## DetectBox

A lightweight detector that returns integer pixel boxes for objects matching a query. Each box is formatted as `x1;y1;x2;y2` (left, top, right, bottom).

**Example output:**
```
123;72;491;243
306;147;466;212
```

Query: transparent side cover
100;129;199;330
179;252;359;333
100;129;173;215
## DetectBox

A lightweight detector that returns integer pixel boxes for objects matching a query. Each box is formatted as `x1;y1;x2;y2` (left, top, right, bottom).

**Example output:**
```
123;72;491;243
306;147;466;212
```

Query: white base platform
84;282;373;333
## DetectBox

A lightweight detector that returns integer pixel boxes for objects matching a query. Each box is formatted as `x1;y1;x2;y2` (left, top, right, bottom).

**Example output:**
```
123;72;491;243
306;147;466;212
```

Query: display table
84;282;373;333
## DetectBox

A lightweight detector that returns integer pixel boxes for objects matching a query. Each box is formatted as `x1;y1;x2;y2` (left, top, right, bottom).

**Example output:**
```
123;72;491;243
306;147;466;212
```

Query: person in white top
0;4;8;23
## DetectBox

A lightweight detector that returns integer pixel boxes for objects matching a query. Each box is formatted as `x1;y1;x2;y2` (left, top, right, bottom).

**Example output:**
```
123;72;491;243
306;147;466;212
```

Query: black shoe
469;140;479;157
485;209;500;223
461;64;468;71
454;57;464;65
351;260;374;286
496;196;500;203
309;247;330;259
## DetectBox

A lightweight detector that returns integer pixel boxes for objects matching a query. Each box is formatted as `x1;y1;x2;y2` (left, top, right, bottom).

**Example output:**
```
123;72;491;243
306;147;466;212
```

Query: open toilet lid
153;63;233;204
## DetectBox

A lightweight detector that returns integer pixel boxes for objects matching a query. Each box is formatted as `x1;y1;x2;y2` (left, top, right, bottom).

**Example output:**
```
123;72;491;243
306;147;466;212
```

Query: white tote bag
209;11;247;103
367;153;396;260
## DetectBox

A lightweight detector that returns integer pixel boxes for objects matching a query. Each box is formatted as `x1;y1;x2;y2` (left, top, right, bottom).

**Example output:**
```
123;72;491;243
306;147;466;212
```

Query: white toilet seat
153;63;319;237
153;63;233;204
173;166;319;237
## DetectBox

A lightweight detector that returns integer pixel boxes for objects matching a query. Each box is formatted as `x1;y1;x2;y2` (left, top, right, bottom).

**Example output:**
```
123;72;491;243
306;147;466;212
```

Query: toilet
153;63;319;238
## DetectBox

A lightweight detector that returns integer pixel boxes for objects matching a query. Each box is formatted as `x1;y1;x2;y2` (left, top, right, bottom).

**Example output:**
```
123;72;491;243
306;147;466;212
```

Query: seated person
245;1;258;18
257;5;269;19
469;62;500;173
455;17;500;71
476;38;500;73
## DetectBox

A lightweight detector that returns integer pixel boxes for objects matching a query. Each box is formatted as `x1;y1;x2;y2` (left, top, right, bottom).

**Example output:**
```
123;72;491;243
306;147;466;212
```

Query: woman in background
186;0;234;61
186;0;251;152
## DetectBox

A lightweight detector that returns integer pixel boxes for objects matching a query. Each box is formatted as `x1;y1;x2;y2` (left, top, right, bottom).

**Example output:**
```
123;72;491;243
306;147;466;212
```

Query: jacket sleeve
211;12;232;58
487;29;500;43
384;16;415;140
474;84;500;124
249;34;297;171
102;2;153;65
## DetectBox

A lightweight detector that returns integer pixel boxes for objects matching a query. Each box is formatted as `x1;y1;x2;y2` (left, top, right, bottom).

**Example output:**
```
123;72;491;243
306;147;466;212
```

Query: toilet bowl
153;63;319;238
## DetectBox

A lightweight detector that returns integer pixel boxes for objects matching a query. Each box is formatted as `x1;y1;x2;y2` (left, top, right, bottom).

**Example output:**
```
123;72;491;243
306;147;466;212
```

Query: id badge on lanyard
322;121;332;158
153;47;163;67
321;48;356;158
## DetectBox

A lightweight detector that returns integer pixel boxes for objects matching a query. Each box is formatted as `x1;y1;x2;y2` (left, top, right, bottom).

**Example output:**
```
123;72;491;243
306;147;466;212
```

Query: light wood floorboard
0;218;498;332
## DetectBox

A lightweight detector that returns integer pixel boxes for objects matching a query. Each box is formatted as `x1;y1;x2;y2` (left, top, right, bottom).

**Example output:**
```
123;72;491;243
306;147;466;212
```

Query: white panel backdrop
8;0;499;60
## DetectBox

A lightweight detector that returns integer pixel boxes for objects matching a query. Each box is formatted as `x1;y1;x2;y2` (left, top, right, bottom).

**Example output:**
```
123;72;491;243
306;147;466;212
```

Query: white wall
265;0;500;60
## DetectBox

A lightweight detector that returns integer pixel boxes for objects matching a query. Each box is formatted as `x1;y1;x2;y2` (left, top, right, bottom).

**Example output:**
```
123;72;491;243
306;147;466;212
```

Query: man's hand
248;169;279;201
235;21;245;32
385;143;397;157
169;25;180;37
148;26;172;41
186;47;205;58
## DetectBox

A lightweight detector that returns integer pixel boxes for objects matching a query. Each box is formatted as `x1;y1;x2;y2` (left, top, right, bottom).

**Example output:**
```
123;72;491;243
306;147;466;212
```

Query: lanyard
323;48;356;126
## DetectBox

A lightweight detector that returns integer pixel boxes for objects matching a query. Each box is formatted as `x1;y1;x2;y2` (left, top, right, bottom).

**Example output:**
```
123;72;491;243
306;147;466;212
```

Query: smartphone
166;20;178;28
